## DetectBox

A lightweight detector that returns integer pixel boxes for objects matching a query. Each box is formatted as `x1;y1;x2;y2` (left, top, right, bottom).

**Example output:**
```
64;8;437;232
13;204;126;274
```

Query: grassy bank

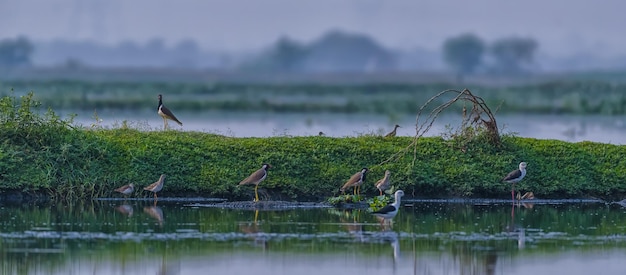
1;93;625;202
2;79;626;115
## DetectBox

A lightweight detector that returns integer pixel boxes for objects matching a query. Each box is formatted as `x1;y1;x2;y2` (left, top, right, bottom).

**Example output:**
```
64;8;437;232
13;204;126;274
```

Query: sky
1;0;625;57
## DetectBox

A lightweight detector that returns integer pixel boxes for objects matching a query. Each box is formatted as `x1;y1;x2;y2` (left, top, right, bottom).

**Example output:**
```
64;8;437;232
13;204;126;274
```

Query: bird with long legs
144;174;166;202
502;162;527;202
239;164;271;202
372;190;404;226
384;124;401;138
157;94;183;130
375;170;391;196
340;167;368;195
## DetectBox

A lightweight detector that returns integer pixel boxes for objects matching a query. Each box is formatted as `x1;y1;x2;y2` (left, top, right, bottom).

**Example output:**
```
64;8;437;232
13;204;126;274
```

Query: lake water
67;110;626;144
1;200;625;275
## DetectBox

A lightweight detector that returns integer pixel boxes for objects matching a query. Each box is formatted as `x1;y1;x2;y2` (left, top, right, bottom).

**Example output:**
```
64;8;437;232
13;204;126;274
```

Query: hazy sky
1;0;624;56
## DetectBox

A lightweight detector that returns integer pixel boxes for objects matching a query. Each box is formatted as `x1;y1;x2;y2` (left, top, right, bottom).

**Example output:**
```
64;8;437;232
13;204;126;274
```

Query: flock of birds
113;94;531;224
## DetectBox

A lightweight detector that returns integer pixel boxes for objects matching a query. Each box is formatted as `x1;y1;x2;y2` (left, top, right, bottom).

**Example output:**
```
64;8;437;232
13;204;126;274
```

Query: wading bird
384;124;401;138
157;94;183;130
375;170;392;196
503;162;527;201
340;168;368;195
114;183;134;199
239;164;271;202
372;190;404;225
144;174;166;201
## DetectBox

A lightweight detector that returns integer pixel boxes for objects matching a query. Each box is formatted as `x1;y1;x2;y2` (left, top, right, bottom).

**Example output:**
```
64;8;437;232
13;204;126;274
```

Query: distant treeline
1;79;626;115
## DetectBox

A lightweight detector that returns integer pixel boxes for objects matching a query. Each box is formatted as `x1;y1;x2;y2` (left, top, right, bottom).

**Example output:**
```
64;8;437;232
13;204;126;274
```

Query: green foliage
1;92;626;201
3;79;626;116
367;195;391;211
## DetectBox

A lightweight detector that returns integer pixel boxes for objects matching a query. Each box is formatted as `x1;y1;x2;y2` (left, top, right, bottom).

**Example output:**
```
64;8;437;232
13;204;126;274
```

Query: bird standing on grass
114;183;134;199
144;174;166;201
384;124;401;138
372;190;404;225
502;162;527;202
239;164;271;202
375;170;392;196
157;94;183;130
341;168;368;195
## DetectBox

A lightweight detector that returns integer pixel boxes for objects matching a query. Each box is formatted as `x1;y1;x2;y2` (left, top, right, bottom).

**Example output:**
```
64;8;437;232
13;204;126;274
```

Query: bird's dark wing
239;168;266;185
503;169;522;181
372;204;396;214
160;106;183;125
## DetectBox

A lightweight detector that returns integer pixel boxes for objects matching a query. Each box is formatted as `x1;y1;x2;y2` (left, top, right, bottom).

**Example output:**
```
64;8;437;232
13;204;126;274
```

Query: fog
1;0;626;72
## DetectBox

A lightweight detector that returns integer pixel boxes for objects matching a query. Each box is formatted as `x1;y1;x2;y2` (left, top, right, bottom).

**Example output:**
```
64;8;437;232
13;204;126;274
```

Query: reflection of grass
2;80;626;115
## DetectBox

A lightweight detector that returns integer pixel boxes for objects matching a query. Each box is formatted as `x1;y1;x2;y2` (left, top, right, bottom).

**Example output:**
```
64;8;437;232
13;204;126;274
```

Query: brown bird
340;167;368;195
114;183;134;199
375;170;392;196
114;183;134;195
239;164;271;202
143;174;166;200
157;94;183;130
384;124;401;138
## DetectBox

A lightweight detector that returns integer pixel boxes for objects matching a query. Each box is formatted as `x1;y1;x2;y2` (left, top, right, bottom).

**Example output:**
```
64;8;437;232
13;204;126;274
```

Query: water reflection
114;204;134;217
1;201;626;274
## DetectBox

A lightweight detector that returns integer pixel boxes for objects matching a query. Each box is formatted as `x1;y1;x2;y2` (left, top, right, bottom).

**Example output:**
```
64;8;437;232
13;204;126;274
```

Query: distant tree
442;33;485;78
490;37;538;74
301;30;395;72
268;37;307;72
0;36;34;68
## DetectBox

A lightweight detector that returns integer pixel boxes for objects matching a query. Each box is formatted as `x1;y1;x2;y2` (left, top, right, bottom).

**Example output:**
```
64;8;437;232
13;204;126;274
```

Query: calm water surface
1;200;625;275
68;110;626;144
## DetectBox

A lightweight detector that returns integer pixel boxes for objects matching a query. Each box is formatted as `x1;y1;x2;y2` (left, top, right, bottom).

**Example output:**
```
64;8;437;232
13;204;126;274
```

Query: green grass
1;92;626;201
2;79;626;115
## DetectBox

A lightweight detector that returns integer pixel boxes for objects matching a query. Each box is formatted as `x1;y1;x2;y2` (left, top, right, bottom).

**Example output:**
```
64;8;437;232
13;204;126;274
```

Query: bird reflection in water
114;204;134;218
144;205;164;226
238;210;268;250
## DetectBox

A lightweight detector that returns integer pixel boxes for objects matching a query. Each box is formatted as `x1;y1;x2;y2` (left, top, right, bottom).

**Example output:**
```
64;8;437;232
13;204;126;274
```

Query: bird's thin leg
511;183;515;202
254;185;259;202
379;190;382;196
353;186;356;195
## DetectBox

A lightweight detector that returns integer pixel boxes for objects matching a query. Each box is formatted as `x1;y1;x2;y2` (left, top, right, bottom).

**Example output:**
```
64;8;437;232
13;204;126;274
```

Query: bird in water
144;174;166;201
157;94;183;130
114;183;134;199
239;164;271;202
502;162;527;202
384;124;401;138
340;167;368;195
372;190;405;225
375;170;392;196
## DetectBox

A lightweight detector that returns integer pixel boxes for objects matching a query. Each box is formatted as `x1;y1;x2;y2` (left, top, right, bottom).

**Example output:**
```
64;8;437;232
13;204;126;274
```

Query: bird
340;168;368;195
384;124;401;138
157;94;183;130
372;190;405;225
239;164;271;202
517;191;535;200
144;174;166;200
114;183;134;199
375;170;392;196
502;162;527;202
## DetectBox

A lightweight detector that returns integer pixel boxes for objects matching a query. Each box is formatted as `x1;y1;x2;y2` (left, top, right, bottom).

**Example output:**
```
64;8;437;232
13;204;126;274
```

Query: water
1;200;625;275
68;110;626;144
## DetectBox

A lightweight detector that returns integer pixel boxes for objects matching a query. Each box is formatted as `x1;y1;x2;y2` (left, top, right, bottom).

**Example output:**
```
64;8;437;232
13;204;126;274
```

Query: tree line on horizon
1;31;537;76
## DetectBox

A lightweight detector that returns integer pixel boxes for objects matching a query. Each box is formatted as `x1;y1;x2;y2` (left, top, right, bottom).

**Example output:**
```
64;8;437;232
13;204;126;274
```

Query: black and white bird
372;190;404;224
502;162;527;201
239;164;271;202
157;94;183;130
340;167;368;195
